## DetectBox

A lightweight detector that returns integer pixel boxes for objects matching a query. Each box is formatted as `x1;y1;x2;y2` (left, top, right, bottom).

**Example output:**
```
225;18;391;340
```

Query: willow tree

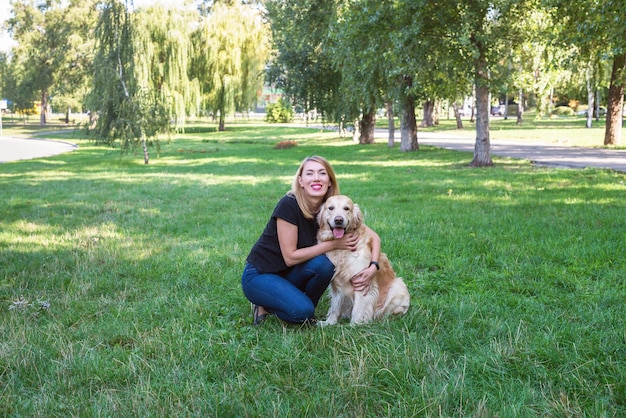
88;0;169;164
134;5;201;132
192;0;269;131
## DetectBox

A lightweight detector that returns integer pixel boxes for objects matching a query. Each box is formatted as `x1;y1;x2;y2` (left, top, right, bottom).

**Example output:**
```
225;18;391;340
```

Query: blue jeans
241;255;335;324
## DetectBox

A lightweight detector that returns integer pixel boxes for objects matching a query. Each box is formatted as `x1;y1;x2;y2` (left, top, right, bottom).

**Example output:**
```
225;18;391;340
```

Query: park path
0;136;77;163
375;129;626;172
1;129;625;172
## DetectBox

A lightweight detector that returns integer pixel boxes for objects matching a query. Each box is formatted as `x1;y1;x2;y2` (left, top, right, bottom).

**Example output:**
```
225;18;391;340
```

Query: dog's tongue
333;227;345;239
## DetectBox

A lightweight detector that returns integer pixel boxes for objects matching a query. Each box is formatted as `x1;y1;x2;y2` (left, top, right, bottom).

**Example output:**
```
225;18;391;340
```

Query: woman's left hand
351;264;376;295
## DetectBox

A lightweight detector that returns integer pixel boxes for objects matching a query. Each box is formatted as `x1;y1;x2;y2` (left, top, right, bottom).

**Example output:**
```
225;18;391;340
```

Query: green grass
1;122;625;416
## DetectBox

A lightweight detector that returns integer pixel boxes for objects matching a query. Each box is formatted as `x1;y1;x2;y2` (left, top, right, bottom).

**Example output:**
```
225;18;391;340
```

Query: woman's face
298;160;330;200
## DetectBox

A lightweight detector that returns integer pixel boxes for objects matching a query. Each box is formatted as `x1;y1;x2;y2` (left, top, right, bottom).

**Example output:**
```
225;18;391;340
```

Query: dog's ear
353;203;363;227
316;201;335;242
317;201;331;229
316;203;325;227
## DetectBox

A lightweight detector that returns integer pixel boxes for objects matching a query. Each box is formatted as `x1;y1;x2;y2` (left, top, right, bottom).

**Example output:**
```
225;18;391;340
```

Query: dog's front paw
319;318;337;327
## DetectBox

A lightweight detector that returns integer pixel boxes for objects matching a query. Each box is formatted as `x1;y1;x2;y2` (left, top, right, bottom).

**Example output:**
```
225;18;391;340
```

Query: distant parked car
577;107;606;117
491;104;518;117
491;105;503;116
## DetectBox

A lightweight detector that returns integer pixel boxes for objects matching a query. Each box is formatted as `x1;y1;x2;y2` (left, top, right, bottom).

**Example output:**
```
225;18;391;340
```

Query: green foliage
552;105;575;116
191;0;270;131
110;88;170;151
5;0;97;123
87;0;170;161
134;5;201;131
265;0;342;118
265;98;294;123
1;123;625;416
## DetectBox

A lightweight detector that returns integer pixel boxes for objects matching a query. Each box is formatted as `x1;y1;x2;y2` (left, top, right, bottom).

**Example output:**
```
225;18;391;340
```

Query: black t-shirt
246;194;319;274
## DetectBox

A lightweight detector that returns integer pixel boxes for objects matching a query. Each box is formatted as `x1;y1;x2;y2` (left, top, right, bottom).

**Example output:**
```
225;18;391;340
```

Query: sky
1;1;16;53
0;0;194;53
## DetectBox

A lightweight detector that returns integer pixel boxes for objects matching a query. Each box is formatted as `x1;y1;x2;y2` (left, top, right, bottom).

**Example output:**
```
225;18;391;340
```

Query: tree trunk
517;88;524;125
218;84;226;131
452;102;464;129
470;88;476;123
218;109;225;131
399;75;418;151
420;100;435;127
359;106;376;144
338;117;346;137
504;95;509;120
586;72;594;129
352;118;360;142
89;109;97;128
604;52;625;146
40;90;47;126
595;89;600;122
140;127;149;165
470;53;493;167
386;101;395;147
548;87;554;116
400;95;418;152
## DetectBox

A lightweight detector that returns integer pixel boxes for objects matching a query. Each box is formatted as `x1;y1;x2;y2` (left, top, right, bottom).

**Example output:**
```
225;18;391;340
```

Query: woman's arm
365;225;381;264
277;219;358;267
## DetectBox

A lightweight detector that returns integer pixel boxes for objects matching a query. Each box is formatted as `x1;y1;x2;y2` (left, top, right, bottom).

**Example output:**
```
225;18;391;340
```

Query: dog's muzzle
329;216;347;239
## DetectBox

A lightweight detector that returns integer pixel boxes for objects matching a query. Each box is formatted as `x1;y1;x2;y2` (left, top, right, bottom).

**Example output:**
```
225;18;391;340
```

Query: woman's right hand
333;232;359;251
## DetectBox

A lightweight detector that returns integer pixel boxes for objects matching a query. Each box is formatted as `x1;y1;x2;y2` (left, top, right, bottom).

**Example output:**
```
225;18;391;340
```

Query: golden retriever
317;195;410;325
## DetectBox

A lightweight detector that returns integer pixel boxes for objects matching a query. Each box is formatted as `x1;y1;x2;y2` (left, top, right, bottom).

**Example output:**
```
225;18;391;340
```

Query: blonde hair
290;155;340;219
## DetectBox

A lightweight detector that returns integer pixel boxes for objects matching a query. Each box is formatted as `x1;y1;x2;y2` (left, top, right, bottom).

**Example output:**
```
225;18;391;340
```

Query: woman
241;155;380;325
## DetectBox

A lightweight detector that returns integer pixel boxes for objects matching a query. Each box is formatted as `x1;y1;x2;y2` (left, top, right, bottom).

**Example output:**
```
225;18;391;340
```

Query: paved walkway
0;136;77;163
378;130;626;172
1;131;625;172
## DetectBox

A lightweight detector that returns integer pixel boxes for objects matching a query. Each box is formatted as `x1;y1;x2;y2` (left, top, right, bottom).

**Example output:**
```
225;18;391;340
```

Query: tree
596;0;626;146
88;0;170;164
2;47;38;118
550;0;626;145
330;0;465;148
6;0;97;125
328;0;389;145
192;0;269;131
134;5;201;132
374;0;475;152
53;0;98;122
265;0;342;123
429;0;542;166
604;52;625;146
502;7;570;124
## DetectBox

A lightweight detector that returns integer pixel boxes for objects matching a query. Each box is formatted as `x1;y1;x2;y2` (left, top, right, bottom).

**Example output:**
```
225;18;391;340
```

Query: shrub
552;106;575;116
265;98;294;123
273;140;297;149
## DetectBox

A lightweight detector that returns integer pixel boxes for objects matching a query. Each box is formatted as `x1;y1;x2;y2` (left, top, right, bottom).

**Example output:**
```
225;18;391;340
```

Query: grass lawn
1;121;625;416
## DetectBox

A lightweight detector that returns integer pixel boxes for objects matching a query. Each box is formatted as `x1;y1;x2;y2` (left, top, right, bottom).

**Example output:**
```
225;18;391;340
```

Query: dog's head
317;195;363;240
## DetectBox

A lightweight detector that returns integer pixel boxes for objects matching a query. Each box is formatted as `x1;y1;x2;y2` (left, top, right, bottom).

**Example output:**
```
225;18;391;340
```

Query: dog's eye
344;206;350;211
328;205;334;211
